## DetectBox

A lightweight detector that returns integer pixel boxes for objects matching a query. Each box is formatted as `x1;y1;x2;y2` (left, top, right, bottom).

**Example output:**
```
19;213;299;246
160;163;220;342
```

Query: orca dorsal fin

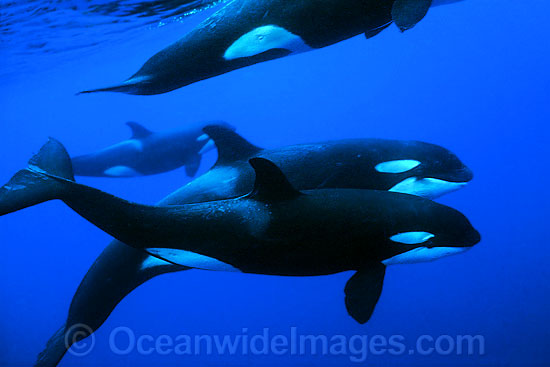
203;125;262;166
126;121;153;139
392;0;432;32
247;158;301;201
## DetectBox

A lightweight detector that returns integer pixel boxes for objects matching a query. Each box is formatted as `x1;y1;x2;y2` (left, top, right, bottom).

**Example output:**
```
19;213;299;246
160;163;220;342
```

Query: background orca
2;129;473;366
71;120;234;177
79;0;455;95
0;140;480;333
172;125;474;203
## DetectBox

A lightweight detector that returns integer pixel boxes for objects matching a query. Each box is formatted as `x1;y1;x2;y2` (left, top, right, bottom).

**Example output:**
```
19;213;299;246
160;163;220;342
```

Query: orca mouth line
412;166;473;184
443;167;474;183
419;176;471;184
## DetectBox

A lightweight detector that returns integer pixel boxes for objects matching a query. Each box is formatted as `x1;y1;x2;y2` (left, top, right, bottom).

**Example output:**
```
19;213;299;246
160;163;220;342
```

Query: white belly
146;248;240;272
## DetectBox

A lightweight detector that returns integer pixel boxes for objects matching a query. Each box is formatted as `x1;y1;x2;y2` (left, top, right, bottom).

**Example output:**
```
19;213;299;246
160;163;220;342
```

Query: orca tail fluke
0;138;74;216
77;76;151;95
34;325;69;367
77;84;133;95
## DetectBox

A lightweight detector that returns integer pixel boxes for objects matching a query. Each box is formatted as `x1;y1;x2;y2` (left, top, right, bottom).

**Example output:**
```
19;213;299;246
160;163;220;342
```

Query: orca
79;0;452;95
169;125;474;203
1;138;480;365
0;138;480;313
71;121;234;177
29;126;473;366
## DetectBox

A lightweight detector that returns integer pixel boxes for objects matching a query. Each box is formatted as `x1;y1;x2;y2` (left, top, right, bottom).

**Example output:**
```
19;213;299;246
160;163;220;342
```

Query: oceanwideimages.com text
67;324;485;362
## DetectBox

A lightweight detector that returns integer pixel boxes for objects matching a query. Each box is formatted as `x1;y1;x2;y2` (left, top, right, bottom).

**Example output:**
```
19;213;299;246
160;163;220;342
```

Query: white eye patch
390;231;435;244
375;160;421;173
224;25;312;60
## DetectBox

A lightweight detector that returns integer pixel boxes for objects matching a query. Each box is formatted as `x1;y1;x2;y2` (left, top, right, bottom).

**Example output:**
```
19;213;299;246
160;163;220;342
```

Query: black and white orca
1;139;479;365
0;138;480;312
27;127;473;366
174;125;474;203
71;121;233;177
79;0;461;95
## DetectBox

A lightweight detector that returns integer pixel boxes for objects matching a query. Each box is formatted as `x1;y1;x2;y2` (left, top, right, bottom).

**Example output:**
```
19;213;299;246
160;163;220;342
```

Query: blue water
1;1;549;366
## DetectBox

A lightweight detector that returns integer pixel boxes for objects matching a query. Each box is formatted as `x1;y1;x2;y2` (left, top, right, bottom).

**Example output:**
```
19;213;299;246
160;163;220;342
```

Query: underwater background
1;0;549;366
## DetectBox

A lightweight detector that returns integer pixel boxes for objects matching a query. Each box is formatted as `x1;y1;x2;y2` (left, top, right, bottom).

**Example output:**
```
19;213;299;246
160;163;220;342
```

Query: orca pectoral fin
185;154;202;177
344;263;386;324
392;0;433;32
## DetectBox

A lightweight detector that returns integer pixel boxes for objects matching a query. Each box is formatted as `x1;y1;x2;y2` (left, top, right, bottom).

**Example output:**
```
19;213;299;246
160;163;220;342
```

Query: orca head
382;202;480;265
376;142;473;199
